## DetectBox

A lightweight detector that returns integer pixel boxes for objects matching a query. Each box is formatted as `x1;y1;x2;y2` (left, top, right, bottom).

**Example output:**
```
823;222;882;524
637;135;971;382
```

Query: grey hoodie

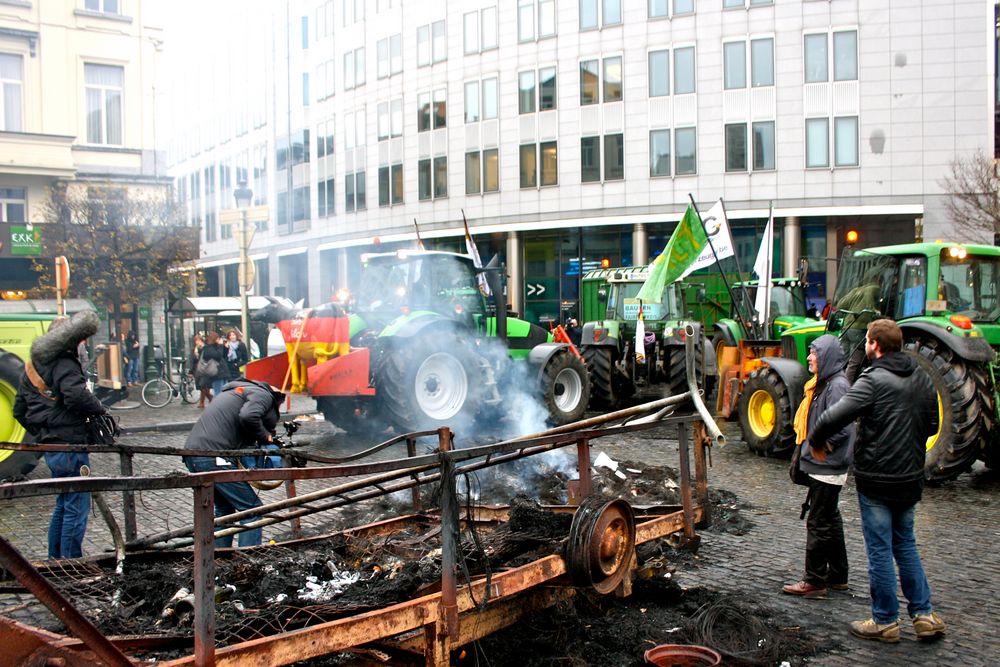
799;334;855;476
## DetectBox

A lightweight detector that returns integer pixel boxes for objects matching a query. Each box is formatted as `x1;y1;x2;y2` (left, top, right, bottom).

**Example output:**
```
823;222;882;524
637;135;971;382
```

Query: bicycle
141;357;198;408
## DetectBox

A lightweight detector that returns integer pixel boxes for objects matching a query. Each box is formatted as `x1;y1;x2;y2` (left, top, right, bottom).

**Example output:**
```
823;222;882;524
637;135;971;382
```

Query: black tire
581;345;632;409
141;378;173;408
0;352;41;481
376;334;485;433
905;339;986;482
667;338;705;401
315;396;389;438
540;351;590;425
737;367;796;457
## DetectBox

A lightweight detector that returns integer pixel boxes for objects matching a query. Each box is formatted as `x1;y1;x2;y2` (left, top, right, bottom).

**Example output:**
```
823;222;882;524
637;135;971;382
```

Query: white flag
679;199;735;279
635;305;646;364
753;208;774;325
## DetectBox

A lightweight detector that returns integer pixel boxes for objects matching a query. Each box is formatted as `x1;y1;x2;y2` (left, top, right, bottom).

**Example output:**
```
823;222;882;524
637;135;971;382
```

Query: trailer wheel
905;339;986;482
738;367;795;457
0;352;40;481
541;351;589;425
377;335;484;433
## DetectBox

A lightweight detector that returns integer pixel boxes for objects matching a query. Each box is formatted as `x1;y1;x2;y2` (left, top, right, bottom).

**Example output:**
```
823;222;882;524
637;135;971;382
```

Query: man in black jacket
183;379;285;548
783;334;854;598
810;319;945;643
13;311;106;559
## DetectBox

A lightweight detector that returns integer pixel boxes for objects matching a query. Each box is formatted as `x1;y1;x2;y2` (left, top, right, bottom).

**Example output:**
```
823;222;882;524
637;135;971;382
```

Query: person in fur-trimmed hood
13;310;106;559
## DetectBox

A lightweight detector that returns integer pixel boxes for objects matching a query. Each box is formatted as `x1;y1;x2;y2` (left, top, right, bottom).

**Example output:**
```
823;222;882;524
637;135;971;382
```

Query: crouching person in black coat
13;311;106;559
183;379;285;548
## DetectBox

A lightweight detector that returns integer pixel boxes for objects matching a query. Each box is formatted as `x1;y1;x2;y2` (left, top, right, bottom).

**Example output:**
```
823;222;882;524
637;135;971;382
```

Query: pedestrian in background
189;334;208;407
125;329;141;386
810;319;945;643
13;311;106;559
182;378;285;548
225;329;249;378
784;334;854;599
201;331;229;397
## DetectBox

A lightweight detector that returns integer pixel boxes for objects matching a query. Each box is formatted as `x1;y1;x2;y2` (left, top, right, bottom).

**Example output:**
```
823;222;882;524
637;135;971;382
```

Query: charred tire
0;352;40;481
376;335;485;433
541;351;590;425
315;396;389;438
582;345;615;409
738;367;796;457
905;339;986;482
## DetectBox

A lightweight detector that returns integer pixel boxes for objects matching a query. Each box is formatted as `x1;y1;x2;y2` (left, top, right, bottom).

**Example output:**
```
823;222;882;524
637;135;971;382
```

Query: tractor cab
601;269;687;332
730;278;812;337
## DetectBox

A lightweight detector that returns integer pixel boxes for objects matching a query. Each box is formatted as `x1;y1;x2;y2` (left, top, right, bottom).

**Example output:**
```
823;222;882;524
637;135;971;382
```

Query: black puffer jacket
810;351;937;504
13;350;106;444
183;379;285;462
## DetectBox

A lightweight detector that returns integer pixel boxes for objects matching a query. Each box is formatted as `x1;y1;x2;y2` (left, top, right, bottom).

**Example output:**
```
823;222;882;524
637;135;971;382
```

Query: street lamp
233;181;254;346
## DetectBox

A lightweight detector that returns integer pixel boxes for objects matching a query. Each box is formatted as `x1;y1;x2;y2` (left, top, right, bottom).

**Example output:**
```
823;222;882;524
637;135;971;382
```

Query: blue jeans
212;377;225;397
126;357;139;384
44;452;90;559
184;456;263;548
857;492;934;623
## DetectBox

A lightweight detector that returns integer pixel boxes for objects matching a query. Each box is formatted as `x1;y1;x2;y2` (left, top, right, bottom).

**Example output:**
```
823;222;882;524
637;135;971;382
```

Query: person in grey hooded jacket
783;334;855;598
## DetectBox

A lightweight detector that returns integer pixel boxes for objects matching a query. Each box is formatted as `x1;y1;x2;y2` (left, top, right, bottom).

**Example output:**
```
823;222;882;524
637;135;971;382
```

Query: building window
417;25;430;66
519;67;557;114
379;164;404;206
85;0;120;14
675;127;696;175
581;136;600;182
302;73;310;106
833;31;858;81
673;46;695;94
581;57;622;105
344;47;365;90
464;7;498;54
580;0;621;30
465;148;499;194
649;0;693;18
417;20;446;66
804;33;828;82
520;141;558;188
723;42;745;89
725;124;747;172
84;63;123;145
465;78;497;123
417;158;446;201
752;121;775;170
649;130;671;177
582;133;624;182
317;119;335;158
316;59;335;100
346;171;366;211
0;54;22;132
375;34;401;79
0;187;26;222
432;20;446;62
724;0;772;7
518;0;555;42
648;50;669;97
805;30;858;83
835;116;858;166
751;38;774;86
805;118;829;168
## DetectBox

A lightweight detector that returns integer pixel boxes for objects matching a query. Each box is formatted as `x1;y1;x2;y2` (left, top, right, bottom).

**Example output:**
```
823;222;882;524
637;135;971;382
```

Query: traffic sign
220;205;269;226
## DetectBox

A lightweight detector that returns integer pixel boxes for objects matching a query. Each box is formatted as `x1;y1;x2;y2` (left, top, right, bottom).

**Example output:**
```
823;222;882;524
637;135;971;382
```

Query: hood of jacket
30;310;100;366
810;334;845;383
869;350;916;376
221;378;286;405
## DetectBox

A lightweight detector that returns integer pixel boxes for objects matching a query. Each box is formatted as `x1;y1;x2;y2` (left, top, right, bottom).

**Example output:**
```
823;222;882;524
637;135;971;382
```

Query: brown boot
782;580;827;598
849;618;900;643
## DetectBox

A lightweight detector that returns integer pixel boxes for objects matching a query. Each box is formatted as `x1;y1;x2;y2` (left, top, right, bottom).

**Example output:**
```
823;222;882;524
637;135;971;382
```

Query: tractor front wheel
541;351;590;425
738;367;796;457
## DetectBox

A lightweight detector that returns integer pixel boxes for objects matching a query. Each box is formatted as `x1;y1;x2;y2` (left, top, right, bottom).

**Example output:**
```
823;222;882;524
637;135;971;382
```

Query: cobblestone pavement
2;399;999;666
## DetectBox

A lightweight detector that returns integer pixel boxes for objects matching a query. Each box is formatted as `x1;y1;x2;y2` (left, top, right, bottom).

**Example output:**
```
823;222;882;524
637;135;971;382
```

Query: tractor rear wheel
376;335;485;433
0;352;40;481
905;339;986;482
541;351;589;425
667;338;706;402
738;367;796;457
582;346;631;409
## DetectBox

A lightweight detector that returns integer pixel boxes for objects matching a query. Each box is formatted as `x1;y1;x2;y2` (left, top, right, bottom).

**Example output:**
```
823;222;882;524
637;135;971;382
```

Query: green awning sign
139;306;151;320
10;225;42;256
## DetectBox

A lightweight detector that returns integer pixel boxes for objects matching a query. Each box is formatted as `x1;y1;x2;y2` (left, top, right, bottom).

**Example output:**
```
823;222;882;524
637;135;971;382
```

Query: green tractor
0;314;55;480
578;266;713;409
742;242;1000;481
712;277;815;346
249;250;589;435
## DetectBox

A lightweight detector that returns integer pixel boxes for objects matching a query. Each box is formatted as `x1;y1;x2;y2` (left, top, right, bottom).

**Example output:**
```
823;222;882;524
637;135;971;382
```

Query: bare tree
32;182;200;338
940;149;1000;241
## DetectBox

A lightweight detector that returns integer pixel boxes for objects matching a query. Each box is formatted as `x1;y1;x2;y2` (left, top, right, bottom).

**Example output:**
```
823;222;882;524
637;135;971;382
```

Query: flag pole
762;201;774;336
687;194;754;339
413;218;425;249
717;199;760;340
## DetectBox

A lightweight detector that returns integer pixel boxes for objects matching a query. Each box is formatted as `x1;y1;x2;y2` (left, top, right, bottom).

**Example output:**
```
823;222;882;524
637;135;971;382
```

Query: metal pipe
677;423;695;542
684;324;725;445
437;428;459;640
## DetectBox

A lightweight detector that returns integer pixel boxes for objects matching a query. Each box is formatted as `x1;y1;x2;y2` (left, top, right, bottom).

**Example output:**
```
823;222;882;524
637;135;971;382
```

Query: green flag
636;204;708;302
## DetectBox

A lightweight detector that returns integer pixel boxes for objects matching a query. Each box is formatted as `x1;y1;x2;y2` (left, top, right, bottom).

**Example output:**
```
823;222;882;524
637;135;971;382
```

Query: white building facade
166;0;996;323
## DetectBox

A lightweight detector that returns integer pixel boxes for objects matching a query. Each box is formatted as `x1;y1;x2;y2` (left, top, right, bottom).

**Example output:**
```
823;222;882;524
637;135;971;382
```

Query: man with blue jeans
810;319;946;643
183;378;285;548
